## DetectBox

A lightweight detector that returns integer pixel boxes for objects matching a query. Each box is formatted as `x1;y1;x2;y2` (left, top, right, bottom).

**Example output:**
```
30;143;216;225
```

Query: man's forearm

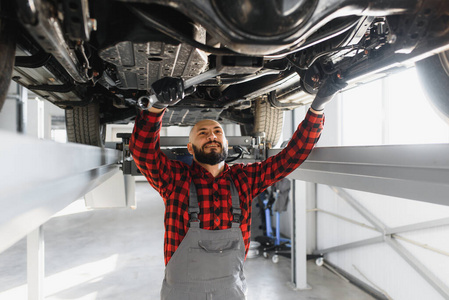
309;107;324;115
148;107;165;114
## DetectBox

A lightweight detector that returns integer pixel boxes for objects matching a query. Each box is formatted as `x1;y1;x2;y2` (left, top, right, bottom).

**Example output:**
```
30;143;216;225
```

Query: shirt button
213;183;218;189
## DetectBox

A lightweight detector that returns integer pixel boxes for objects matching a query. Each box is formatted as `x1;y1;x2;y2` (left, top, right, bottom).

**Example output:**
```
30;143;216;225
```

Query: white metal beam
270;144;449;206
313;236;384;255
386;217;449;235
0;130;121;254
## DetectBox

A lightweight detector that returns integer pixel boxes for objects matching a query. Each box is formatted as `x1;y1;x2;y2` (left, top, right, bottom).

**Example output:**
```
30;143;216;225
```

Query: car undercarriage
1;0;449;146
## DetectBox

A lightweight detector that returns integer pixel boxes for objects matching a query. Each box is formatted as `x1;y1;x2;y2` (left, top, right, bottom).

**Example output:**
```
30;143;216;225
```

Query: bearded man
129;76;345;300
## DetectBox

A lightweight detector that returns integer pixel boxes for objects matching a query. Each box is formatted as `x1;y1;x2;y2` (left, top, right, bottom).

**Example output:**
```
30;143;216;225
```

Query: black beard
192;142;228;165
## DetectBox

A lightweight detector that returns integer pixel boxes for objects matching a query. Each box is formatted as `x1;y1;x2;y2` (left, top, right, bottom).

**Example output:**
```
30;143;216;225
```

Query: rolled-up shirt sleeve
129;110;183;198
242;109;325;198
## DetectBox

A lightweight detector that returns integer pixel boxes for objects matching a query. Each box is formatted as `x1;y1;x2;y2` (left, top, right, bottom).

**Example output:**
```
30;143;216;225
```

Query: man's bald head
189;119;224;142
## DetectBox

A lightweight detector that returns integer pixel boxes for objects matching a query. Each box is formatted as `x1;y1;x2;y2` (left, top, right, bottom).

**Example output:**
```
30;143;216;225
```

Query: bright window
340;67;449;145
341;79;383;146
385;68;449;144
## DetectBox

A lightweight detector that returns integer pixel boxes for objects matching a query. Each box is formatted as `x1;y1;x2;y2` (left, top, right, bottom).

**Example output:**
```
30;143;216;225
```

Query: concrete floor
0;182;375;300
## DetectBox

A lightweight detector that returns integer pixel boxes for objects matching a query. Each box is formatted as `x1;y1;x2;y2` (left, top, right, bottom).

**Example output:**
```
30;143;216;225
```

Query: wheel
272;254;279;264
240;99;284;148
65;103;106;146
415;51;449;124
0;0;17;111
316;257;324;266
263;252;269;259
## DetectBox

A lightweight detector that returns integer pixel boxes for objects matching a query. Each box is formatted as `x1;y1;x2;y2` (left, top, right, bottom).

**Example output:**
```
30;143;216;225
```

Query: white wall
0;83;64;139
315;67;449;300
0;82;20;132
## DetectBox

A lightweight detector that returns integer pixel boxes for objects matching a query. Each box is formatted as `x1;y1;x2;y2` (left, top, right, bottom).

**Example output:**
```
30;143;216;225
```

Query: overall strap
188;181;201;228
230;181;242;228
188;180;242;229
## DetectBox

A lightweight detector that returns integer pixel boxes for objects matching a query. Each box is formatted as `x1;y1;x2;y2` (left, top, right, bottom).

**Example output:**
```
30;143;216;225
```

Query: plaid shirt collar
190;160;231;180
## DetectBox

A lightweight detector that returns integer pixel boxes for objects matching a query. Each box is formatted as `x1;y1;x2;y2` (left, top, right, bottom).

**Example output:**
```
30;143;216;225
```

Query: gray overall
160;181;247;300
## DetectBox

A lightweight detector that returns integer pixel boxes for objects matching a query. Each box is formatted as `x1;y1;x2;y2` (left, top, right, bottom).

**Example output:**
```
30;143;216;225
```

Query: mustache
203;141;222;148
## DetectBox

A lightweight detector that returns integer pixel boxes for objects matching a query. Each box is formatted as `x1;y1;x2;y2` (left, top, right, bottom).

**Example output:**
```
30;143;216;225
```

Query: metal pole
291;110;296;285
291;175;296;285
306;182;317;255
292;180;310;290
27;227;44;300
313;236;384;255
19;89;45;300
37;98;45;139
290;107;311;289
386;217;449;235
17;85;27;133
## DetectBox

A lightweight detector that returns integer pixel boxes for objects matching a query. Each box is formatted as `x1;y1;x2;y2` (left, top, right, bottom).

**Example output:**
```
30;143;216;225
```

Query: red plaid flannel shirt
130;109;324;265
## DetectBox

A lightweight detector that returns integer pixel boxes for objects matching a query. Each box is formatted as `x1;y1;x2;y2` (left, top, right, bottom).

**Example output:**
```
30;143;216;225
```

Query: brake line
264;17;361;59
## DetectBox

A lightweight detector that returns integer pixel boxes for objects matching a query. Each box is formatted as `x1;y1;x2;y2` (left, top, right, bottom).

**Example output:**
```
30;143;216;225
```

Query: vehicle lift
2;122;449;299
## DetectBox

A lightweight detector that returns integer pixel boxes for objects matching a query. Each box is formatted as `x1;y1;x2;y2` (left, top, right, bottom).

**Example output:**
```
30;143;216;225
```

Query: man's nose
207;131;217;140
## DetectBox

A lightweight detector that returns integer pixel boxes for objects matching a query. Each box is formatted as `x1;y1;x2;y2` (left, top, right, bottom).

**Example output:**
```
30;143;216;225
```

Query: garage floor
0;182;375;300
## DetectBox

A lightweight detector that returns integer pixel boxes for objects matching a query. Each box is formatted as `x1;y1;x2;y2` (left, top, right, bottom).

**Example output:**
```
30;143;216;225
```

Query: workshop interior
1;0;449;299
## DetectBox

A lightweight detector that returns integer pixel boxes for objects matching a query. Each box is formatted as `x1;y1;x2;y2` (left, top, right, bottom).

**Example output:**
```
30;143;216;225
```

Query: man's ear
187;142;194;155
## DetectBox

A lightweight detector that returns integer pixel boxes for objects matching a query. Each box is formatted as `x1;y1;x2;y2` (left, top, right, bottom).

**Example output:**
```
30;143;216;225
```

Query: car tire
65;103;106;147
253;99;284;148
415;51;449;124
0;1;16;111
